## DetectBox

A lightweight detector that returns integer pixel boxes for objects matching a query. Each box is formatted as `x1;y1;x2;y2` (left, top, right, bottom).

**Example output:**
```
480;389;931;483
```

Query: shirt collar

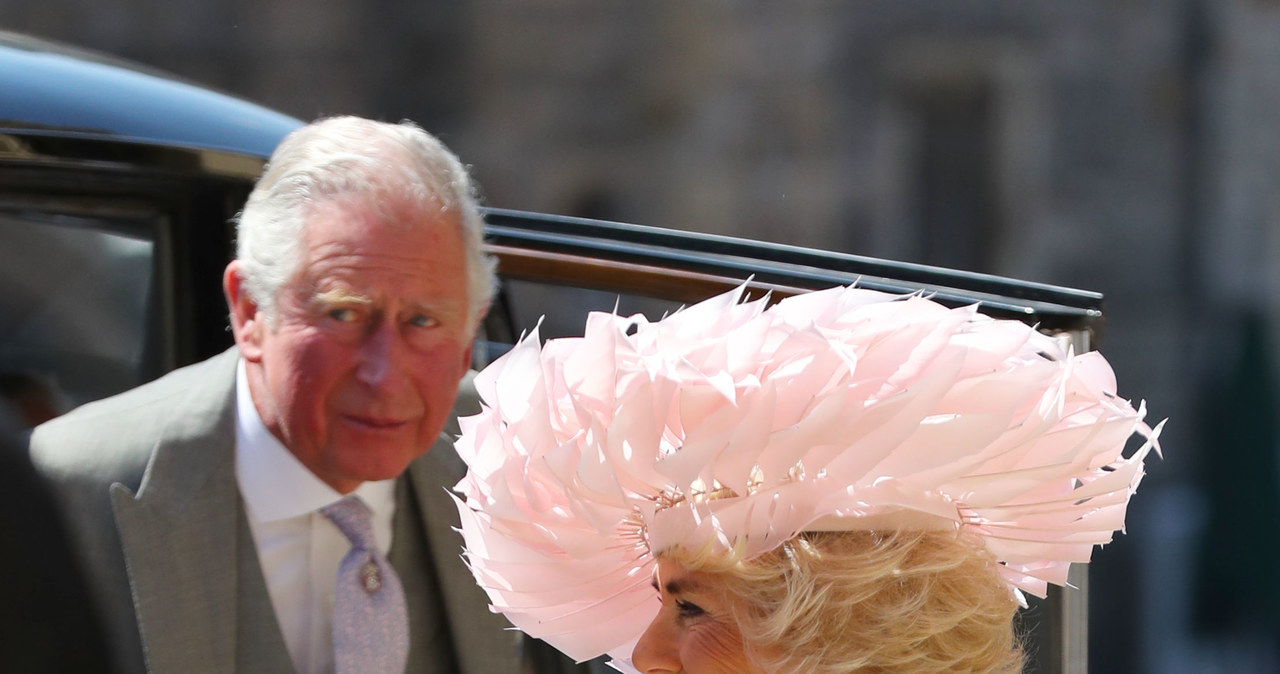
234;358;397;523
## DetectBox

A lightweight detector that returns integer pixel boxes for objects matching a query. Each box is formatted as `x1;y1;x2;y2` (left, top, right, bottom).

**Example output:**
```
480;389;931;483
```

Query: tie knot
321;496;376;550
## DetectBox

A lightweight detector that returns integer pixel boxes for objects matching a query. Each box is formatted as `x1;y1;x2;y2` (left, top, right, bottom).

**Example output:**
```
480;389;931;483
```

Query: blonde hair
666;529;1024;673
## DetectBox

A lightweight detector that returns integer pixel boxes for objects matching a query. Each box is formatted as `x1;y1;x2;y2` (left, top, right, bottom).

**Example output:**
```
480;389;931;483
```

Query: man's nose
356;322;407;390
630;612;681;674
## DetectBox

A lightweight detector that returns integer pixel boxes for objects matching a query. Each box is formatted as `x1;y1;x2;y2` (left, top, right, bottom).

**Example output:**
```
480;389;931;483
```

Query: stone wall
4;0;1279;670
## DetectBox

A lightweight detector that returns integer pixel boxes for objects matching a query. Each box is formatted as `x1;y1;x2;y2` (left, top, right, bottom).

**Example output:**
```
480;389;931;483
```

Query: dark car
0;30;1103;672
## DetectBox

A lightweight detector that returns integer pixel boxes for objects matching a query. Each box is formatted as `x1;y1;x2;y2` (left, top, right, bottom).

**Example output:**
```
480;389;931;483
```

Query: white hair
235;116;496;327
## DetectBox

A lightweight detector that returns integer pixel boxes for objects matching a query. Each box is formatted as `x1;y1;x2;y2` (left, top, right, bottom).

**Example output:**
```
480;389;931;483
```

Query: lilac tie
321;496;409;674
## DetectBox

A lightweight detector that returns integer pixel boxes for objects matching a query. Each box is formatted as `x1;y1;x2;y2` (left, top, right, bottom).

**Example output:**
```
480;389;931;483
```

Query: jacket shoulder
28;349;238;488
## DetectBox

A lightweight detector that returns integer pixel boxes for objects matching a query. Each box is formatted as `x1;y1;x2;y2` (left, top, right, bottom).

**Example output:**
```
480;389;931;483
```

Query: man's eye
408;313;438;328
329;308;358;322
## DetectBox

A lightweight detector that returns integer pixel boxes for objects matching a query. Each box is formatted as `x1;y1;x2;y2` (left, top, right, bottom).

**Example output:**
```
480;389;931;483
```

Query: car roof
0;30;303;161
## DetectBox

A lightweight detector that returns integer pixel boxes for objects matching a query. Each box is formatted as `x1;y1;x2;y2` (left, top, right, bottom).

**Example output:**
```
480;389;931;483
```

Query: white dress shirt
234;360;397;674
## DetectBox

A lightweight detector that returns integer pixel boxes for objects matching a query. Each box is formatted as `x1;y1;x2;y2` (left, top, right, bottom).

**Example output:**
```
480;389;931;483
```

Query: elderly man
28;117;555;673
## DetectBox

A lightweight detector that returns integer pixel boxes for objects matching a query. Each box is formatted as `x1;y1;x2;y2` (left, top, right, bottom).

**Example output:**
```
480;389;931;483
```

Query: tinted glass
477;279;685;368
0;210;157;427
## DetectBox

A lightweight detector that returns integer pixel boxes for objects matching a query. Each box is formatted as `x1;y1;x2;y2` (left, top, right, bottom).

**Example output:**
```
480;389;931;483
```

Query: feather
452;283;1161;665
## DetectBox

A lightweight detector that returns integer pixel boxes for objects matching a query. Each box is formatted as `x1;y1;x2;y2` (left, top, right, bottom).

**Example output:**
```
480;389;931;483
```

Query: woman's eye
675;600;705;619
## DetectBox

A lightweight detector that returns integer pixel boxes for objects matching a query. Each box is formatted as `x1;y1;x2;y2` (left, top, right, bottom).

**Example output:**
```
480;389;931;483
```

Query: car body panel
0;30;302;165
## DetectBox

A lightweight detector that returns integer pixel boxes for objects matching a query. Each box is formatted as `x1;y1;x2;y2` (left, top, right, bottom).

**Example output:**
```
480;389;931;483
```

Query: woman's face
631;557;766;674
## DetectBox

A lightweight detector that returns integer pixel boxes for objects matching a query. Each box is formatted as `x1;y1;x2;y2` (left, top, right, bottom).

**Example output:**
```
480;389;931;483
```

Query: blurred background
3;1;1278;671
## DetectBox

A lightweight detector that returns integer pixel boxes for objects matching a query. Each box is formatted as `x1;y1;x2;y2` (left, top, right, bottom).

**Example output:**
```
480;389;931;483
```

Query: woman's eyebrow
652;576;702;595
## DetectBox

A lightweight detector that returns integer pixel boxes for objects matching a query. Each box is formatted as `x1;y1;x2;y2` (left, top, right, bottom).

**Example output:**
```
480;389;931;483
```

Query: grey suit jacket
29;348;522;674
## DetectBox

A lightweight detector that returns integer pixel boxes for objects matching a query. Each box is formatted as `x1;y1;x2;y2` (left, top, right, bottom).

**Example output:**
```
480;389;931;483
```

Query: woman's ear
223;261;264;362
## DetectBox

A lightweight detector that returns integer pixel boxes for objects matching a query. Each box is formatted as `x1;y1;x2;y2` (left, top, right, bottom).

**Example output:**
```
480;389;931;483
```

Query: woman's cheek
681;623;756;673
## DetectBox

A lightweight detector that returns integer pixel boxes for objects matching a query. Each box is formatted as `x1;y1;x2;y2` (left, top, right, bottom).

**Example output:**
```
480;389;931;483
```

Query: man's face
228;194;474;493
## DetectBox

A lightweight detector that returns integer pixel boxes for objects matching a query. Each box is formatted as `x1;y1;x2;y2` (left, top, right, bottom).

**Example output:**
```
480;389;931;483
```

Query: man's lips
341;414;413;430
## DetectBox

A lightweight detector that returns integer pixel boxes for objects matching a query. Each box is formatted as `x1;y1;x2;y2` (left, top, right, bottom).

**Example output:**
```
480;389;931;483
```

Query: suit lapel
390;475;455;673
404;434;523;674
110;350;244;673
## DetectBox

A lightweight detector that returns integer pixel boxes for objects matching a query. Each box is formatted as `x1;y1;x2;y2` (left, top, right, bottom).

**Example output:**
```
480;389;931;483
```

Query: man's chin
323;441;428;487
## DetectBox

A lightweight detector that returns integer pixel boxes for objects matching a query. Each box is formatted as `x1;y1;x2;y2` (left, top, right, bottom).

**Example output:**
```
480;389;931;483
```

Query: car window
503;279;683;338
476;278;686;369
0;207;162;427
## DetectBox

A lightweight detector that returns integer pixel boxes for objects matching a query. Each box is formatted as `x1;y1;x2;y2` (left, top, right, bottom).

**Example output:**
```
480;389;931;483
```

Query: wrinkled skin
631;557;767;674
226;194;474;494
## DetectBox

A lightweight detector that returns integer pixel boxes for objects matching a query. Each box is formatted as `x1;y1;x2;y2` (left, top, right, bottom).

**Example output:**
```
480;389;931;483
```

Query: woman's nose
631;611;681;673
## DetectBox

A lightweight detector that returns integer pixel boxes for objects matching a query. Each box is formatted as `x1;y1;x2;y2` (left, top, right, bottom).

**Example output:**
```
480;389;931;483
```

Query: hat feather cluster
452;284;1161;665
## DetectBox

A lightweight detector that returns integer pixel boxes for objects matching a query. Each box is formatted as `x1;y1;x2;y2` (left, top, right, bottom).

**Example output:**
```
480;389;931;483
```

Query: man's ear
224;261;265;362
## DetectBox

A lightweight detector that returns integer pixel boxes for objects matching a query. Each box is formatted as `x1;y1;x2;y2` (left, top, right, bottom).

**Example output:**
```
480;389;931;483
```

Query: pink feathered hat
452;284;1161;667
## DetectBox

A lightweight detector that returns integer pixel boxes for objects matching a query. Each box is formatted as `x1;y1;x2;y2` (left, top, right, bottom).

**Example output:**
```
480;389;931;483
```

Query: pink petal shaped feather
452;283;1161;666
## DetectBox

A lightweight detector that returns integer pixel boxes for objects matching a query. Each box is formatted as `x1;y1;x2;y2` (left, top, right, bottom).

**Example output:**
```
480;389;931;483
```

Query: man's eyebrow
313;288;372;305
